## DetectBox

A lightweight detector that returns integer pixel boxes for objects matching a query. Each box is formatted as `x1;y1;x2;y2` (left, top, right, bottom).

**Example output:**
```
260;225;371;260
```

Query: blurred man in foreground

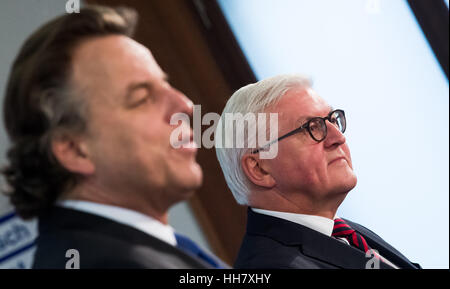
2;5;225;269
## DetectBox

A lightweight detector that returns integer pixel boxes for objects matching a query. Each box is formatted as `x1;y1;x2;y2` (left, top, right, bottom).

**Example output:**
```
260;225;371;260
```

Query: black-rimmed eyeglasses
252;109;346;154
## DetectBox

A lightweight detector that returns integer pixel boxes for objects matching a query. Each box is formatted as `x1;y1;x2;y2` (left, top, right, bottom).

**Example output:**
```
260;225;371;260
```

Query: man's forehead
272;87;332;125
72;35;153;68
77;34;145;52
280;87;330;111
71;35;165;93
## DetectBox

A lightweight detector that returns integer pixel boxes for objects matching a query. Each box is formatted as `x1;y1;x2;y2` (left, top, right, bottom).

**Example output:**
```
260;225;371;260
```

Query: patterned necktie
175;233;224;268
332;218;373;254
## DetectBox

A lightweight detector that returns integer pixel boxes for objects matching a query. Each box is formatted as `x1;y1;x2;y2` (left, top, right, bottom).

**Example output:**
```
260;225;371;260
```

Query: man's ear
241;153;276;188
51;133;95;175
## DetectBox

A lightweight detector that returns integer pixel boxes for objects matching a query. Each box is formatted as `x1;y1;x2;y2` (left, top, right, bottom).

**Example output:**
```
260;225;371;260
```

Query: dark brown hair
2;5;138;219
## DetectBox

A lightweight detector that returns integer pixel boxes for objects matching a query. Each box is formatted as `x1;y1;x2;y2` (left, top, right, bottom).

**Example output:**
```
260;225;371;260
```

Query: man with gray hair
215;74;421;269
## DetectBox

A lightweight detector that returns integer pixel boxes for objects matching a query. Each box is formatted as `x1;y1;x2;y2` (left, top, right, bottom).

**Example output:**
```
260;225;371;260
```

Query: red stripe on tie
361;236;369;252
333;223;350;229
333;218;379;256
332;229;354;236
352;233;359;248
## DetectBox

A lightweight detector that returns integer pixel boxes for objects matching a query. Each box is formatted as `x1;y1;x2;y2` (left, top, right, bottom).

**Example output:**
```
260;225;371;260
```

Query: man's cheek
342;145;353;169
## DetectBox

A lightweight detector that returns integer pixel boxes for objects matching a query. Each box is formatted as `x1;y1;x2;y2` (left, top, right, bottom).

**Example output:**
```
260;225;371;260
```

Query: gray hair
39;83;88;159
215;74;311;205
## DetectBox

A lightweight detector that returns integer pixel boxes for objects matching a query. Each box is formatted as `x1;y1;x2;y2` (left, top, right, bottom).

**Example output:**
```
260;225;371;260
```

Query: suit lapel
301;237;396;269
40;207;213;268
345;219;419;269
246;209;395;269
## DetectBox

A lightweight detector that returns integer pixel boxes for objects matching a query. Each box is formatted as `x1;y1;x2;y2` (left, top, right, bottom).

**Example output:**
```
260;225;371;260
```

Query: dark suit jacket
234;208;421;269
32;207;213;269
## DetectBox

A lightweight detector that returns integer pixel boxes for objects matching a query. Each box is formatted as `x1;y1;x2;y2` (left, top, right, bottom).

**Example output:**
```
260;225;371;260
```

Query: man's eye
127;95;149;108
310;124;318;131
133;96;149;107
128;87;153;108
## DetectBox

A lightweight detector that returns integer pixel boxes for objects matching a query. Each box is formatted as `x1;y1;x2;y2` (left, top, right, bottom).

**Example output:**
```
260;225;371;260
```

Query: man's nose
323;120;346;148
168;88;194;117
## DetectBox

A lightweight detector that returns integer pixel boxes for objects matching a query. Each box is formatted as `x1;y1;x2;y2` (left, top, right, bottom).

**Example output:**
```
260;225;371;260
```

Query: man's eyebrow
124;73;170;99
295;106;335;125
125;82;152;98
296;115;314;125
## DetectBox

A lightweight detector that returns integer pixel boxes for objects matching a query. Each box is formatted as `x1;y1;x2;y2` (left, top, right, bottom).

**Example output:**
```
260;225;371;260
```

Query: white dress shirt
57;200;177;246
252;207;335;236
252;208;399;269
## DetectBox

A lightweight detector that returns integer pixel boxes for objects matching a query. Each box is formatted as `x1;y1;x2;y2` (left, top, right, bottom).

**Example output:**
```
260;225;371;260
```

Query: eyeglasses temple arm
251;126;305;154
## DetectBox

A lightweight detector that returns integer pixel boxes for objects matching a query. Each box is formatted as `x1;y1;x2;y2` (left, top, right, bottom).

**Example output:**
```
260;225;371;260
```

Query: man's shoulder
341;218;394;248
234;232;334;269
33;228;196;268
341;218;422;269
36;206;163;248
33;228;148;268
32;207;206;268
342;218;381;237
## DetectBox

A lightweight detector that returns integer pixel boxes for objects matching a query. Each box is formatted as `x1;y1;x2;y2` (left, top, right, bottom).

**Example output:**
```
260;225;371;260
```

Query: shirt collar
251;207;335;236
57;200;177;246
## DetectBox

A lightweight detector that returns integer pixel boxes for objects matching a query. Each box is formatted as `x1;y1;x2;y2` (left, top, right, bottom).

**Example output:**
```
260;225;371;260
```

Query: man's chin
334;166;357;185
174;183;201;204
337;176;357;193
178;163;203;192
328;171;357;194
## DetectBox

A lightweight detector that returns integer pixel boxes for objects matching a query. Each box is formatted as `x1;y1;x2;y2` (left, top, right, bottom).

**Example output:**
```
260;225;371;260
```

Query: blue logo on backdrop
0;212;37;268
